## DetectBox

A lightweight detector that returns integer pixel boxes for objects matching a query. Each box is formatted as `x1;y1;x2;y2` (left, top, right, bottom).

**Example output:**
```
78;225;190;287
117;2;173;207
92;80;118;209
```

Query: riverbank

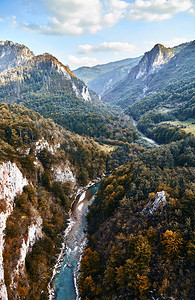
48;177;103;299
132;119;159;147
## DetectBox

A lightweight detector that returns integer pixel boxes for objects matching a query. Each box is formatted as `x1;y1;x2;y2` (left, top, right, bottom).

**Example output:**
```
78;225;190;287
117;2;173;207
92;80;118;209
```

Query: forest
0;40;194;300
21;94;138;145
125;78;195;121
79;132;195;299
0;103;110;299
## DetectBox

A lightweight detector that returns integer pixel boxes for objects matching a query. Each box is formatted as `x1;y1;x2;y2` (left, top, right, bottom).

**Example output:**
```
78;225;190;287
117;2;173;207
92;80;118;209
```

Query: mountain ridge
102;41;195;108
0;40;138;146
131;43;175;79
73;56;142;95
0;40;34;73
0;40;95;104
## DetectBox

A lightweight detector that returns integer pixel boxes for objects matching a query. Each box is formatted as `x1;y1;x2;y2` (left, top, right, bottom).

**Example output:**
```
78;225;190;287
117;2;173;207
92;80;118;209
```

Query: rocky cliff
0;41;34;73
0;162;28;299
0;103;108;299
133;44;174;79
0;40;95;104
102;41;194;108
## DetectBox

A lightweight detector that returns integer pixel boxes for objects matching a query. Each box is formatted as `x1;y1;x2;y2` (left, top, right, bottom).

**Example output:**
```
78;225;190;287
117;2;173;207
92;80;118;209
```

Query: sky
0;0;195;69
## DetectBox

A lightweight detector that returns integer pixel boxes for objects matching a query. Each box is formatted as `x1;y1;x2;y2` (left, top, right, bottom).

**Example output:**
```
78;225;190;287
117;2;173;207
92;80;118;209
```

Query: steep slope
0;41;95;104
125;77;195;144
73;57;141;95
130;43;175;79
79;134;195;299
102;41;194;108
0;40;34;73
0;103;109;299
125;79;195;121
0;41;138;145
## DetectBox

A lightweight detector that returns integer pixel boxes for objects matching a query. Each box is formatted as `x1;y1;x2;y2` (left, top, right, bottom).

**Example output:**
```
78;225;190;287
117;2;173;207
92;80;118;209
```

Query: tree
162;230;183;260
80;248;101;275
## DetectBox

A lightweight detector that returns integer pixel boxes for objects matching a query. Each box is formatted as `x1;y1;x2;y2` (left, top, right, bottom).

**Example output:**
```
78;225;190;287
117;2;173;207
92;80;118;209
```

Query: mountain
124;77;195;144
0;40;96;104
0;39;194;300
0;41;138;145
0;40;34;72
129;43;175;79
73;57;141;95
102;41;195;108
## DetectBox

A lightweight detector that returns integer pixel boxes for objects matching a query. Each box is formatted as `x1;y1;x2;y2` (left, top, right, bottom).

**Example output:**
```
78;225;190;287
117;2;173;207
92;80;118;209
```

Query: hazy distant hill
73;57;141;95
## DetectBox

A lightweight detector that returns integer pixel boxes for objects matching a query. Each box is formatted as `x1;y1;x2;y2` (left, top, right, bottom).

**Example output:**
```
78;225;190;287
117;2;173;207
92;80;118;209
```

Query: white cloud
189;7;195;15
15;0;195;35
103;0;129;27
0;18;4;22
78;42;138;55
128;0;194;22
19;0;128;35
68;55;99;68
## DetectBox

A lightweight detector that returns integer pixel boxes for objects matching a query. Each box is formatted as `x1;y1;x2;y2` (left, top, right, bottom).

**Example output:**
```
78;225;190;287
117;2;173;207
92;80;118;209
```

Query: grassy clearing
73;134;116;153
157;107;173;114
162;119;195;135
94;141;116;153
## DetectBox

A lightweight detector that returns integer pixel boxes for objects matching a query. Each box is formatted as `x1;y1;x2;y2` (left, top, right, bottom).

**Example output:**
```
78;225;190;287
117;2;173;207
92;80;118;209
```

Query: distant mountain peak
0;40;14;46
0;40;34;73
154;43;166;49
102;40;194;108
35;53;76;79
134;43;175;79
0;40;96;103
73;56;142;95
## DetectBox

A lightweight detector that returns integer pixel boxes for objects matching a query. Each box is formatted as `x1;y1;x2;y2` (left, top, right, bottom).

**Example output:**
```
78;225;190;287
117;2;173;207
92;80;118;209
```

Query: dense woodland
79;135;195;299
78;62;195;299
21;94;138;145
125;78;195;121
0;51;138;145
0;103;110;299
76;44;195;297
0;40;194;300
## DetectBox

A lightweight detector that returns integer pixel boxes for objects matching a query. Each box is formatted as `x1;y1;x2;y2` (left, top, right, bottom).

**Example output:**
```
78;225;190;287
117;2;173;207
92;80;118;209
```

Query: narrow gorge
49;182;100;300
0;38;194;299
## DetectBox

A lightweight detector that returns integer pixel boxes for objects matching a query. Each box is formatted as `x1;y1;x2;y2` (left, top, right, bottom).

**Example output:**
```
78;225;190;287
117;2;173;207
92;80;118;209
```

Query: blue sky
0;0;195;69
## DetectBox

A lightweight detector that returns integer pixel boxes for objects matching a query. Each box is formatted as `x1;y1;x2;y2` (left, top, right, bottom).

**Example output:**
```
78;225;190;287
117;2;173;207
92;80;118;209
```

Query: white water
48;183;100;300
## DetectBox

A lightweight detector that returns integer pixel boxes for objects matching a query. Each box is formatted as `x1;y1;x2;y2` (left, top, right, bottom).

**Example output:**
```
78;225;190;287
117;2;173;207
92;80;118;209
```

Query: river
49;120;158;299
49;182;100;300
132;119;159;146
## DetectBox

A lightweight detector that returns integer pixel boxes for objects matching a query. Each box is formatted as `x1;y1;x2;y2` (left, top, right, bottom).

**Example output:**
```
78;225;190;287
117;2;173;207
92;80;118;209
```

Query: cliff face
0;41;34;73
10;216;43;294
102;41;194;108
0;159;77;299
134;44;174;79
0;162;28;299
0;103;108;299
0;40;95;103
